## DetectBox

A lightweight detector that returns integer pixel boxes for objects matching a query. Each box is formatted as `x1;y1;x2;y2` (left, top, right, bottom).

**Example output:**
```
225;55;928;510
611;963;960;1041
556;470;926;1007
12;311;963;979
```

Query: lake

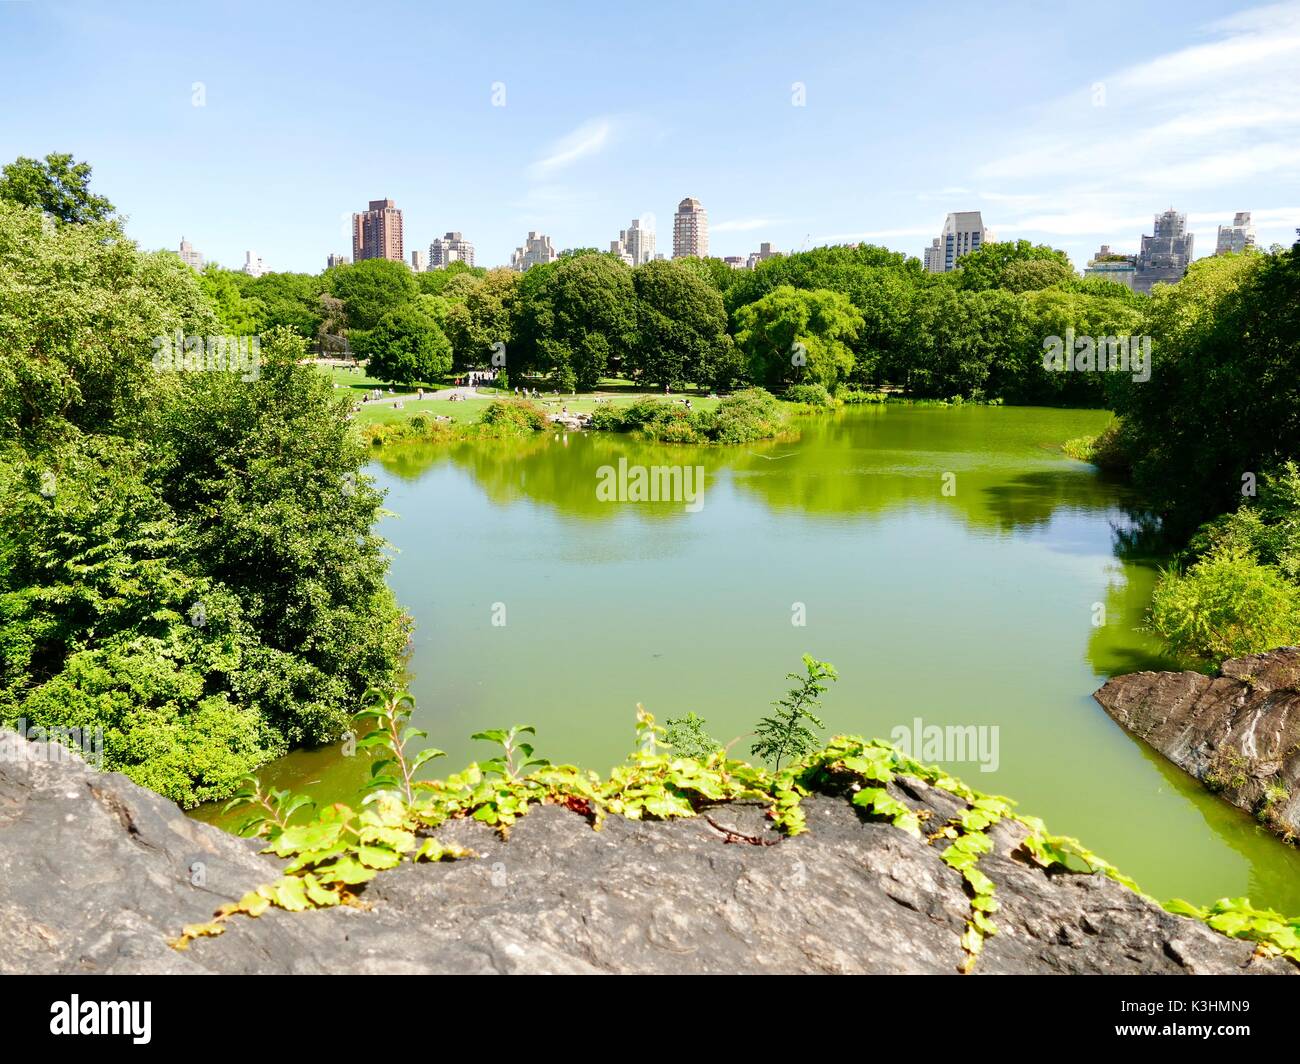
196;404;1300;912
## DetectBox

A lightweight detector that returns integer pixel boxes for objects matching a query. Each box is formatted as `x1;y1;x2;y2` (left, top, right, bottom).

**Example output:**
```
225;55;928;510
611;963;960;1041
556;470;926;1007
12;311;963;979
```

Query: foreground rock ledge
0;732;1289;975
1094;647;1300;840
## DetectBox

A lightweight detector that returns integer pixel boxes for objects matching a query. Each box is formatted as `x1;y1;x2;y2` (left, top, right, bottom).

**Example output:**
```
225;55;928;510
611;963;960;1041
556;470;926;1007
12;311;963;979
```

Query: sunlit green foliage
0;192;406;805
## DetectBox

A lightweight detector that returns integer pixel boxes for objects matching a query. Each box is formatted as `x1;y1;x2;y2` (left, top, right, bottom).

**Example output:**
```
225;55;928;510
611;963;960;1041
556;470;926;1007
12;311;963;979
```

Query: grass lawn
352;397;496;426
350;391;724;428
314;361;496;396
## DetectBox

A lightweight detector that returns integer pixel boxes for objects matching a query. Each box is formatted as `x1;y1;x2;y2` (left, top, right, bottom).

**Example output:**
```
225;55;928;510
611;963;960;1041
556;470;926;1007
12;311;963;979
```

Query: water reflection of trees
367;407;1145;535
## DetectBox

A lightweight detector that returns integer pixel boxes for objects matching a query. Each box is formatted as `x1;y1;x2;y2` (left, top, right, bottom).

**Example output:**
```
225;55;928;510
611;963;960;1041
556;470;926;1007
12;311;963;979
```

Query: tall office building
410;249;427;273
746;241;779;269
327;252;350;269
614;218;655;265
429;232;475;268
608;239;634;266
178;237;204;271
510;231;557;271
923;212;990;273
922;238;943;273
1215;211;1256;255
352;198;404;263
242;250;266;278
1134;208;1193;294
672;197;708;259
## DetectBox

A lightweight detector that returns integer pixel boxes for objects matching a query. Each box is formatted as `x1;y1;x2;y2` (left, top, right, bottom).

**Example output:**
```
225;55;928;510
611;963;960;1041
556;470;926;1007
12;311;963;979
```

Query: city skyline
3;0;1297;271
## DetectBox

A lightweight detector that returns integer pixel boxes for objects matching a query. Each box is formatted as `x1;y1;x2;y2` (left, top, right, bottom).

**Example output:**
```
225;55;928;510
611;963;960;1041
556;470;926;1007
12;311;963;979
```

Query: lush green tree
999;257;1077;292
1112;245;1297;533
629;260;731;389
0;200;215;450
416;260;485;297
734;285;862;390
328;257;418;331
955;240;1073;291
244;271;326;339
443;268;518;369
0;152;115;224
0;197;407;806
353;304;452;385
682;256;743;294
540;253;636;388
197;266;263;336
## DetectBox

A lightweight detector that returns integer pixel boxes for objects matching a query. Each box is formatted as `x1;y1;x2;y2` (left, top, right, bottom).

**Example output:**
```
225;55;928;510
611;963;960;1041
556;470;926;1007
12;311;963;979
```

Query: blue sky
2;0;1297;272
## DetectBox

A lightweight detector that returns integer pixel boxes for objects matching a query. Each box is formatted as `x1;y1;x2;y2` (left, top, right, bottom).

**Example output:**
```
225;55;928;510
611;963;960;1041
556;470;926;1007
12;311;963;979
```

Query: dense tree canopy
0;194;405;806
1112;246;1299;534
514;253;637;389
328;257;418;331
355;303;453;385
954;240;1073;292
734;285;862;390
0;152;115;224
629;259;734;389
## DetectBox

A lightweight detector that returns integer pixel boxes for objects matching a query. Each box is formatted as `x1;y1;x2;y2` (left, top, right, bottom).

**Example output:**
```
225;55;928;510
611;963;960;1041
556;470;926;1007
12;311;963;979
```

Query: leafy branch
752;654;836;771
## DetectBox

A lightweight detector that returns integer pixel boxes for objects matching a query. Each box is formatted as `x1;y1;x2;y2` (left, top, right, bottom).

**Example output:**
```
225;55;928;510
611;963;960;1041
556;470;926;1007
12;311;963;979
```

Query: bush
784;382;834;407
839;389;888;404
1184;461;1300;581
1062;419;1128;471
619;398;701;441
655;418;706;444
1149;545;1300;664
588;404;628;432
706;388;788;444
478;399;546;433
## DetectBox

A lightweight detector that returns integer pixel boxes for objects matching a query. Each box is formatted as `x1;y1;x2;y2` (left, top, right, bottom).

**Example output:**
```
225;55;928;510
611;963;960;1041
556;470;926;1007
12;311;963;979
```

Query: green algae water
195;405;1300;912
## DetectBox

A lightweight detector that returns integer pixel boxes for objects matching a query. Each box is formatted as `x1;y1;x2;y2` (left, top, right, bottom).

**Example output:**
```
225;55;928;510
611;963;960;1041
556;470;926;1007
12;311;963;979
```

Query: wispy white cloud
528;118;615;179
969;0;1300;259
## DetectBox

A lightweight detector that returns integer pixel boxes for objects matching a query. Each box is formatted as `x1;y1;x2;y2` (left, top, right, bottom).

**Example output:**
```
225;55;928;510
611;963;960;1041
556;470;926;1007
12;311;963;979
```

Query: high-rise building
410;250;427;273
1215;211;1256;255
429;232;475;268
1083;245;1137;290
723;255;746;269
672;197;708;259
242;250;266;278
746;241;779;269
352;198;404;263
510;231;557;271
922;238;943;273
178;237;204;271
614;218;656;266
923;212;990;273
608;239;634;266
1134;208;1194;294
327;252;350;269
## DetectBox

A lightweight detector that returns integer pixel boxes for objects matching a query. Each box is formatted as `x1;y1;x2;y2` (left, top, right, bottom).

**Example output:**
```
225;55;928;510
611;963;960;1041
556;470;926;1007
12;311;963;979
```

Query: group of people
452;369;496;388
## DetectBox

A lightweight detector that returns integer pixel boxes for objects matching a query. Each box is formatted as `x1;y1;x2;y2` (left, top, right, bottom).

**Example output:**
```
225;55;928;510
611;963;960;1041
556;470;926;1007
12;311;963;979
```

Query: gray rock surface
1094;648;1300;840
0;730;1290;974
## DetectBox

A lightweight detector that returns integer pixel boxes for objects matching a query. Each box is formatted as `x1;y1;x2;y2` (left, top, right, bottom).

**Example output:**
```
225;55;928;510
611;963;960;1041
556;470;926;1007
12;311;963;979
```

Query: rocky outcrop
1094;648;1300;840
0;731;1290;975
547;411;592;431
